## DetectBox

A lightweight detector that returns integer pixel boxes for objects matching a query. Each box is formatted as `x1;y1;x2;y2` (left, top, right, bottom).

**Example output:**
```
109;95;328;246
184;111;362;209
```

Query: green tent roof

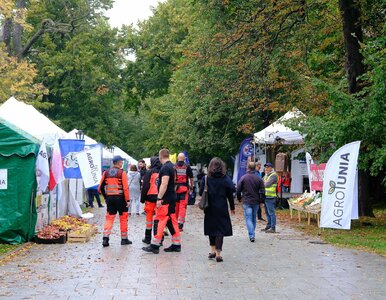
0;117;40;157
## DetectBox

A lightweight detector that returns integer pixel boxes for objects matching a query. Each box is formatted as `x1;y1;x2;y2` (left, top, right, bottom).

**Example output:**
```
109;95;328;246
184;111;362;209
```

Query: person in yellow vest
262;163;278;233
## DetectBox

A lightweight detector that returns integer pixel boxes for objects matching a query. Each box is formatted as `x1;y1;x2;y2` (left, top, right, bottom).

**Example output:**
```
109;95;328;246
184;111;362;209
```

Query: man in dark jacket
237;162;265;242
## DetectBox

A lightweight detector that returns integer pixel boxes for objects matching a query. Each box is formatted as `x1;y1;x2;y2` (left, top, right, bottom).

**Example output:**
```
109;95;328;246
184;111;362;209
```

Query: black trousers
88;189;102;207
209;236;224;251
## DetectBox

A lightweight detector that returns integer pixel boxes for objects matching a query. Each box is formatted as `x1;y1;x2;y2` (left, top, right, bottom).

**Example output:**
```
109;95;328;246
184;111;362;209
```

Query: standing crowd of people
97;149;279;262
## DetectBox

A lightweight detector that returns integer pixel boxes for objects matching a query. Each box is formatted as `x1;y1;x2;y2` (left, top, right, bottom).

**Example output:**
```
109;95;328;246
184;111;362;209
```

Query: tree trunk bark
339;0;364;94
2;18;13;55
13;0;27;57
339;1;373;216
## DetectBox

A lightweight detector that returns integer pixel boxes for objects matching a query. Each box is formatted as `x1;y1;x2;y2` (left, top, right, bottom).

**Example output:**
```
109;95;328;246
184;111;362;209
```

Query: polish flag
49;138;65;190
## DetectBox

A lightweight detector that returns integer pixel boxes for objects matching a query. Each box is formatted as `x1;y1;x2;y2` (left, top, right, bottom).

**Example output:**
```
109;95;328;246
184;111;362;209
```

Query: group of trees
0;0;384;211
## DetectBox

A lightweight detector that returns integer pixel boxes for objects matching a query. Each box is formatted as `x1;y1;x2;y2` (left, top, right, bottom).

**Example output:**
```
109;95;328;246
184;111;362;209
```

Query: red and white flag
35;140;50;192
49;138;65;190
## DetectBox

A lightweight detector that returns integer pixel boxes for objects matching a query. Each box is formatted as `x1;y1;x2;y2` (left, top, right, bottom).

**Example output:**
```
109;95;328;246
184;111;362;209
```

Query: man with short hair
262;163;278;233
99;155;131;247
175;152;194;231
237;162;265;242
142;149;181;254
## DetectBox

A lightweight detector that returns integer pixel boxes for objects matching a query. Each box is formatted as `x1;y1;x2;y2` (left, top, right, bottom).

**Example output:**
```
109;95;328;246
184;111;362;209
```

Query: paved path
0;202;385;300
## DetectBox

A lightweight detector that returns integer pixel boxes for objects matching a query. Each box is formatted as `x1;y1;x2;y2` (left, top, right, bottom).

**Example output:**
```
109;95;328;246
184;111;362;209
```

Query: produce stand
288;192;321;226
34;215;97;244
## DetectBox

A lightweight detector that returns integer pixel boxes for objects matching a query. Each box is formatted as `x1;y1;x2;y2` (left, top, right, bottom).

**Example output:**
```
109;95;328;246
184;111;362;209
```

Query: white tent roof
254;108;305;144
0;97;67;144
113;146;138;166
67;128;113;159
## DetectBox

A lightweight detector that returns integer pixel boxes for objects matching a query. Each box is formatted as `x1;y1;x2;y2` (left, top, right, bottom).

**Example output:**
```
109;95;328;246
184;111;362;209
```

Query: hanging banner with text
59;139;85;178
310;163;326;191
320;141;361;230
237;137;253;182
76;145;102;188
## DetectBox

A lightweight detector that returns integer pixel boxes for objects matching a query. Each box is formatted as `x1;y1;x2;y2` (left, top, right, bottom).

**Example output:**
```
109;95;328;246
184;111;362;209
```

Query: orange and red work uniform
175;161;194;230
142;160;181;253
99;166;131;246
140;157;162;244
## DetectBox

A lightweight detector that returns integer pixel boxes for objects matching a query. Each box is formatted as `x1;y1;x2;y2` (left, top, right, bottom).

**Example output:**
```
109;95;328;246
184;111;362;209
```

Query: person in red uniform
175;153;194;231
142;149;181;254
140;156;162;244
99;155;131;247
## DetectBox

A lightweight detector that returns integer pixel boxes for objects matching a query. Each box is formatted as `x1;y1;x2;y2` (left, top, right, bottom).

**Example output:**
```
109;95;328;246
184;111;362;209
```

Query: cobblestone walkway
0;202;385;300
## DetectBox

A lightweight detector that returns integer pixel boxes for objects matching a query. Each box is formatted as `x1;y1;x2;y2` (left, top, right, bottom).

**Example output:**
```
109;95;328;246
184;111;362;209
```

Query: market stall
0;118;39;243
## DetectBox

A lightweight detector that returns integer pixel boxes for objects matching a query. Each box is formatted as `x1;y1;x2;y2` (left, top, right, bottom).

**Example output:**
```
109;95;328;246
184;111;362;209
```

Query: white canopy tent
254;108;305;145
0;98;82;217
0;97;67;144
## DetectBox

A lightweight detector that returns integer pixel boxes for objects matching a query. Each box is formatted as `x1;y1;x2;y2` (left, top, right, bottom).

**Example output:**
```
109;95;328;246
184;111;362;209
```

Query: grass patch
0;244;18;256
276;207;386;257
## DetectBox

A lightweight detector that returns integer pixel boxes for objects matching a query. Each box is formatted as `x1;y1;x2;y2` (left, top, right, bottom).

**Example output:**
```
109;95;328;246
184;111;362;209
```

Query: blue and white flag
320;141;361;229
59;139;85;178
237;137;254;182
183;150;190;165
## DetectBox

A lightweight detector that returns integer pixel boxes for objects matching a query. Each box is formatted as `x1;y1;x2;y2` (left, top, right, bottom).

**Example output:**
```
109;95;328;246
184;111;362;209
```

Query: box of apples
34;225;67;244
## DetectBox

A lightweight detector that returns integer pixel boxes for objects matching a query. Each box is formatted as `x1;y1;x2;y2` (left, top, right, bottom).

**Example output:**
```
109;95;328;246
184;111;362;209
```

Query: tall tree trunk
13;0;27;57
339;0;364;94
2;18;13;55
339;0;372;216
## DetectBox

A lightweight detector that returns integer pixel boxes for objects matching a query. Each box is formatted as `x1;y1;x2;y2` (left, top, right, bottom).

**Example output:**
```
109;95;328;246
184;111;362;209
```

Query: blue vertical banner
183;150;190;165
59;139;85;178
237;137;254;182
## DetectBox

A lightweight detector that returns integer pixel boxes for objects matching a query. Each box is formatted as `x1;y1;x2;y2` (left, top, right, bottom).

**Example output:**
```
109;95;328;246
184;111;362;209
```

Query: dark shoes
178;223;184;231
216;256;223;262
102;237;109;247
142;237;151;244
250;237;255;242
142;244;160;254
261;227;270;232
121;239;133;245
265;228;276;233
258;218;266;221
208;252;216;259
164;244;181;252
136;213;140;216
98;205;104;208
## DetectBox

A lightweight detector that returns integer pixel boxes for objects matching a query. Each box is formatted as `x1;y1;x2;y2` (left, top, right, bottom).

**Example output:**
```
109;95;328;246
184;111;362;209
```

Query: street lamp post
75;129;84;140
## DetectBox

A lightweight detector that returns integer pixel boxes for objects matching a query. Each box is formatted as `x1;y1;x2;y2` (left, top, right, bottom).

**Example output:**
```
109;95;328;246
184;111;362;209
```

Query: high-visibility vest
147;172;159;196
264;172;277;197
104;168;124;196
175;164;188;186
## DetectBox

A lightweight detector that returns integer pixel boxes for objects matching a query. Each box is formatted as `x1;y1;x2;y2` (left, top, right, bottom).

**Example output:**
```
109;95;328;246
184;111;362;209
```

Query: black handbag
198;176;208;210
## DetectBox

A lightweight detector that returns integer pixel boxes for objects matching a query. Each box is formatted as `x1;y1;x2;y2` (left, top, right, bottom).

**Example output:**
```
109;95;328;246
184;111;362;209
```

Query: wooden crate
67;229;92;243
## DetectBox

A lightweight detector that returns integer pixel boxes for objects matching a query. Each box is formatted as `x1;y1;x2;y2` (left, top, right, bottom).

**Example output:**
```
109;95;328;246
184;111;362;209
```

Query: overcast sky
106;0;166;28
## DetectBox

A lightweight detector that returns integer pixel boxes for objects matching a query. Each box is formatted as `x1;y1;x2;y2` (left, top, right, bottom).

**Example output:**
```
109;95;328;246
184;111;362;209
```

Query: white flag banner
306;152;314;191
76;146;102;188
320;141;361;229
36;140;50;192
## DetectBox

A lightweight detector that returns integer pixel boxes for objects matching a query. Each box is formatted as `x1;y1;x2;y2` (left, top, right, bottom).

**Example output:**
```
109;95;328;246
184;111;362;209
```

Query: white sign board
0;169;7;189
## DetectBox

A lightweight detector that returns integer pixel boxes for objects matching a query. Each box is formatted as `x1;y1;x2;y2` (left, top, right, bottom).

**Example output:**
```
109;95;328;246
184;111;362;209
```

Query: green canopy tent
0;117;39;244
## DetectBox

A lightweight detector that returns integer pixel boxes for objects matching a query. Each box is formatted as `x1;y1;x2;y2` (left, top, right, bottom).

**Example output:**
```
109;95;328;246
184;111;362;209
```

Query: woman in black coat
199;157;235;262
